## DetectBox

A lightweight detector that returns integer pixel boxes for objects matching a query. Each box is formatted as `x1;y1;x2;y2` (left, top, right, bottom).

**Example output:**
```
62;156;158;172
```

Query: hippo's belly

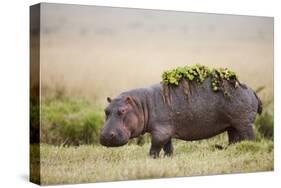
172;113;231;141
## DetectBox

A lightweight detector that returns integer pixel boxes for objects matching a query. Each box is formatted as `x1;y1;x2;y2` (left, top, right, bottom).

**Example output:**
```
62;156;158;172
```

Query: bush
41;97;104;146
255;112;274;140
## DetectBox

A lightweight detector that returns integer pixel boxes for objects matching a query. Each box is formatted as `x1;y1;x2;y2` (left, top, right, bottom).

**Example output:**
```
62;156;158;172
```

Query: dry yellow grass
36;135;273;185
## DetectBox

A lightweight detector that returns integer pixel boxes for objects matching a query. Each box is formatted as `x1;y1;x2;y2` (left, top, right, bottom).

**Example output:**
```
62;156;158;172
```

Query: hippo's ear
125;96;133;105
107;97;112;103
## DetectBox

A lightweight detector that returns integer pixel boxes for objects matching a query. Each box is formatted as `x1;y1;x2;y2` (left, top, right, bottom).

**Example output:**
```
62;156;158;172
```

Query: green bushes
254;92;273;140
41;97;104;146
255;112;274;140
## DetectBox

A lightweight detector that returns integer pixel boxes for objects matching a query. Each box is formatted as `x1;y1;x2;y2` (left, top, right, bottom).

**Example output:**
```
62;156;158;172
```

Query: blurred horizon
38;3;274;105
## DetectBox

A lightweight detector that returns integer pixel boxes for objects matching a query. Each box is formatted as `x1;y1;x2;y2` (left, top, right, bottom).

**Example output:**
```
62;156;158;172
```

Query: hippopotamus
100;77;262;158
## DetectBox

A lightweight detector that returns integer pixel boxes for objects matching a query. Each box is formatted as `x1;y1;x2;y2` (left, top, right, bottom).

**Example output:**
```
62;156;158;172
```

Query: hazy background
40;3;274;105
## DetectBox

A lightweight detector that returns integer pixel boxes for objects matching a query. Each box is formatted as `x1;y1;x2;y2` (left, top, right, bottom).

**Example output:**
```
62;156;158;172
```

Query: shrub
41;97;104;146
255;112;274;140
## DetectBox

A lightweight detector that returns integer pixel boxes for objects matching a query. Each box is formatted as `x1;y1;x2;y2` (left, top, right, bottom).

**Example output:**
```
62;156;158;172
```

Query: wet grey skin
100;77;262;158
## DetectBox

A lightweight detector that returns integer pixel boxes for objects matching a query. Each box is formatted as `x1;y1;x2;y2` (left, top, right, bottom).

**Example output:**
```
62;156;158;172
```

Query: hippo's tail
254;91;263;115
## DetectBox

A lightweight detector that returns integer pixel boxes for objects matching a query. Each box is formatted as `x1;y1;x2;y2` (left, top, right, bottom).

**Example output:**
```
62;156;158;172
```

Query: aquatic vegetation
161;64;240;102
162;64;211;86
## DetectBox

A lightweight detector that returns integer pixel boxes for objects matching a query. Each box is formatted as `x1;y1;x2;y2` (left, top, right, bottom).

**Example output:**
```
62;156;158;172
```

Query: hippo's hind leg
227;127;241;144
243;124;255;140
227;124;255;144
163;139;174;157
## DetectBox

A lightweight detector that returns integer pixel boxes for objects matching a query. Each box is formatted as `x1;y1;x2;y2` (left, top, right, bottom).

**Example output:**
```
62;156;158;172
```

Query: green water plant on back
162;64;210;85
161;64;240;102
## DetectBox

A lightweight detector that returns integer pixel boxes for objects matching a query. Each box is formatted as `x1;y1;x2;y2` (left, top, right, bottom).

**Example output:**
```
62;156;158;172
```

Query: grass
34;134;273;185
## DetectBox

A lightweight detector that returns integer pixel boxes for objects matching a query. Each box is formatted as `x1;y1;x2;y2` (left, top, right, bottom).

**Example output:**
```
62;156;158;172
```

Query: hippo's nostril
110;131;116;139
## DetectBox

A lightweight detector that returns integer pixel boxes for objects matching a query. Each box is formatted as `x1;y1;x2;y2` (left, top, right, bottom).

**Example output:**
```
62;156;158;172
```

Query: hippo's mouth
100;135;129;147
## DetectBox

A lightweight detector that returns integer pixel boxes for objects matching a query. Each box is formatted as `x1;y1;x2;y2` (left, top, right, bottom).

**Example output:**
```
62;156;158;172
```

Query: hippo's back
162;77;259;140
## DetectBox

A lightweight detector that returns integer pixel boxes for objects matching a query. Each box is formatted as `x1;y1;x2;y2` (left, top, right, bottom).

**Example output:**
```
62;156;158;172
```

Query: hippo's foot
149;145;161;158
163;140;173;157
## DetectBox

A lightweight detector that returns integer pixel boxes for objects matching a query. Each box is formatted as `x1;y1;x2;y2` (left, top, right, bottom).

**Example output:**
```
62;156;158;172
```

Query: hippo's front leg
163;139;173;156
149;144;162;158
149;126;172;158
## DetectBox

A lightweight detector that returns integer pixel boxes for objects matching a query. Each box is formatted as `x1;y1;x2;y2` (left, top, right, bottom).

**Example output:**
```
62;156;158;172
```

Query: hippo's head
100;96;143;147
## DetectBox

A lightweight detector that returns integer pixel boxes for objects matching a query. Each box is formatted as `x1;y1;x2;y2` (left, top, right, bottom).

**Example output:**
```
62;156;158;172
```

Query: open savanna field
30;3;274;185
34;136;273;185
